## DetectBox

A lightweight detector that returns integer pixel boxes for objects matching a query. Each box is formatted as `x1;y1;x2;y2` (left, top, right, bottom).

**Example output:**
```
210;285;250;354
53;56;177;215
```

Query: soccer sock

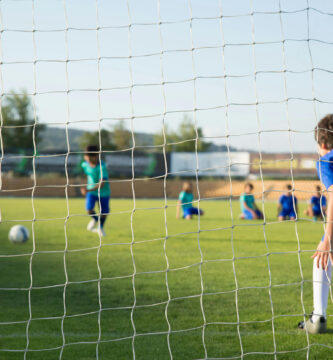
90;211;98;222
313;256;332;321
100;216;106;228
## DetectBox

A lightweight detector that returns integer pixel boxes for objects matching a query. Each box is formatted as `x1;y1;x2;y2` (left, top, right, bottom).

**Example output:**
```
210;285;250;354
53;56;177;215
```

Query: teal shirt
240;193;254;212
179;191;193;210
81;161;111;197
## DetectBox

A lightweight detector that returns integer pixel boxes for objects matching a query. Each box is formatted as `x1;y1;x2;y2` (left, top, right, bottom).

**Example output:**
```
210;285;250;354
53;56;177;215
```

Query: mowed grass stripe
0;198;332;359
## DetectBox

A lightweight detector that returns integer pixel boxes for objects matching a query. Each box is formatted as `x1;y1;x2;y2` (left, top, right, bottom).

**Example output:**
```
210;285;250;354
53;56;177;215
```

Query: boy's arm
80;180;106;195
312;185;333;269
176;200;181;219
86;180;106;192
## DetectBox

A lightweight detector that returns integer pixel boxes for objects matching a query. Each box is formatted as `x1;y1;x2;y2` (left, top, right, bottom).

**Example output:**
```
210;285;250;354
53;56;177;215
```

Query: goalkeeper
298;114;333;334
80;145;110;237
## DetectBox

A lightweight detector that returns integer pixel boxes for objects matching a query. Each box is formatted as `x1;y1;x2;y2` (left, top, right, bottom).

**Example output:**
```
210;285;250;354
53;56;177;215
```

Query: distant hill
38;126;155;152
38;126;239;153
38;127;85;151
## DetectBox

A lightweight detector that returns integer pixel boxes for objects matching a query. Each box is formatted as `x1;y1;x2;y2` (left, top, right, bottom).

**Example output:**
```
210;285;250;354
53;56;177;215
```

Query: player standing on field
298;114;333;333
80;145;111;237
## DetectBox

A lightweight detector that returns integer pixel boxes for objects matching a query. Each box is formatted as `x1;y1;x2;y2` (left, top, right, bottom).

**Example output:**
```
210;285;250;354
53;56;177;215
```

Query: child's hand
312;239;333;270
80;187;87;196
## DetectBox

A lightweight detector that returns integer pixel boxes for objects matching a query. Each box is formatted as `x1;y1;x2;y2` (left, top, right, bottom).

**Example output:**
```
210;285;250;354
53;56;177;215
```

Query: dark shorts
312;207;322;217
86;193;110;214
279;209;296;218
242;209;262;220
183;207;200;218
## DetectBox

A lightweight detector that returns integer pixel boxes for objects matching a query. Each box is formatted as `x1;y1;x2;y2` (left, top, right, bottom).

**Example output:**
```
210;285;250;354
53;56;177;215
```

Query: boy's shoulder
317;150;333;189
81;161;89;170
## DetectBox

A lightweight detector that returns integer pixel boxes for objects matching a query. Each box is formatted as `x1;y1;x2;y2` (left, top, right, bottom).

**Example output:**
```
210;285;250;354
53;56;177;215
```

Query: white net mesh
1;0;333;359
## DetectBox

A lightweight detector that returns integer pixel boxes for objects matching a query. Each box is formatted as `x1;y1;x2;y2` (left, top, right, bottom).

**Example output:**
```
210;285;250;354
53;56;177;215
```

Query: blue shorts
312;207;322;217
279;209;296;218
183;207;200;218
86;193;110;214
242;209;262;220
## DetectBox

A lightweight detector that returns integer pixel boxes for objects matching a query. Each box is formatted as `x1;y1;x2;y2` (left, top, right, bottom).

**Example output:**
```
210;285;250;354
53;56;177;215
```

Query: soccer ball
8;225;29;244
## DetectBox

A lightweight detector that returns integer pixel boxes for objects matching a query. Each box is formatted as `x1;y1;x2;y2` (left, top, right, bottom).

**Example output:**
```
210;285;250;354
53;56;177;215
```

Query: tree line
2;92;212;152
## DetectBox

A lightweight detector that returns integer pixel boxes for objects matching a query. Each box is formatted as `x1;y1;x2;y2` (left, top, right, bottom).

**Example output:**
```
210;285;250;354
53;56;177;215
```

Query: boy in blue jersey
298;114;333;334
239;183;263;220
80;145;111;237
278;184;298;221
304;185;327;221
176;182;204;220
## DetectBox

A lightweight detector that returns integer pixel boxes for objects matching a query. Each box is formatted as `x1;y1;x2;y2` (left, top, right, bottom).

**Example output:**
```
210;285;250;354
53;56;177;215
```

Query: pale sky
1;0;333;153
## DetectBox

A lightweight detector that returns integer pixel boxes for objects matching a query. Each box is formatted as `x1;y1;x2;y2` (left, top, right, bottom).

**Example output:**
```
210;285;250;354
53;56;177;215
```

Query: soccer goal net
1;0;333;359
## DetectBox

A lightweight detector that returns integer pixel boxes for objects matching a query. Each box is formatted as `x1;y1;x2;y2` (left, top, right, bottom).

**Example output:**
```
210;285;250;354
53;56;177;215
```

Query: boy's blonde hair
182;182;192;193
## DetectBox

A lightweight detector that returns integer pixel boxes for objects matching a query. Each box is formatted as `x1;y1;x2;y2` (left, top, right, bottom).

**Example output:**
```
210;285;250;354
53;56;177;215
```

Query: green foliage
79;121;132;151
1;91;45;151
79;129;115;151
154;115;211;152
111;121;132;150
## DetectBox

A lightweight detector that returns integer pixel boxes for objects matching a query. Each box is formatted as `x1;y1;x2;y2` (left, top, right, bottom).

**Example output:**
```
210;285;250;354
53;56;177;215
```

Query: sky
1;0;333;153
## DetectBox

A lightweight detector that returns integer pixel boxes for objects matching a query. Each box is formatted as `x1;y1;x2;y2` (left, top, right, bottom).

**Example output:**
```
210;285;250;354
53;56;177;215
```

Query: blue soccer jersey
317;149;333;190
310;195;326;214
279;194;297;211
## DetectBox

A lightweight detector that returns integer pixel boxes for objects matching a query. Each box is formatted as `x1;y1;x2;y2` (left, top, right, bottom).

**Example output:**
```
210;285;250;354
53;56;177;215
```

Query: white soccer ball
9;225;29;244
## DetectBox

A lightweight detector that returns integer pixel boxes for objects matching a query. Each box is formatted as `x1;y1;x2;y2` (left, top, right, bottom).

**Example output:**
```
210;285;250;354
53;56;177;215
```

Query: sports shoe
87;219;97;231
298;313;327;334
93;227;106;237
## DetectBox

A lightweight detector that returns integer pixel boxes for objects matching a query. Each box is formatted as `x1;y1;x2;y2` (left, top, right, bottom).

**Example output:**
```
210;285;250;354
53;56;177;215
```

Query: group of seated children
176;181;326;221
176;181;327;221
239;182;326;221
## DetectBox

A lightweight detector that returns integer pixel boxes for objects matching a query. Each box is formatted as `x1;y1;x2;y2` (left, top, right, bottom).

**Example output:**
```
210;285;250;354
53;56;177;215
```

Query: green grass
0;197;332;359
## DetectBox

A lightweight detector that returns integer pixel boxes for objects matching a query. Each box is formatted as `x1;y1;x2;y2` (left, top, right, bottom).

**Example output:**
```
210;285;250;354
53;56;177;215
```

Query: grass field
1;197;332;360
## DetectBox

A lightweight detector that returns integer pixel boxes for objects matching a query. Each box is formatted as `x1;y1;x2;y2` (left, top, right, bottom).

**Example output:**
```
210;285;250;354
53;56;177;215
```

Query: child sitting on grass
239;182;263;220
278;184;298;221
176;182;204;220
80;145;111;237
304;185;327;221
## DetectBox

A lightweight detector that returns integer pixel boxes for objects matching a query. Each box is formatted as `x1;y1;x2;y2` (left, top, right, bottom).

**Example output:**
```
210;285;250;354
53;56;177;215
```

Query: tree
176;115;210;152
111;121;132;150
154;124;178;152
1;91;45;151
154;115;211;152
79;121;132;151
79;129;115;151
